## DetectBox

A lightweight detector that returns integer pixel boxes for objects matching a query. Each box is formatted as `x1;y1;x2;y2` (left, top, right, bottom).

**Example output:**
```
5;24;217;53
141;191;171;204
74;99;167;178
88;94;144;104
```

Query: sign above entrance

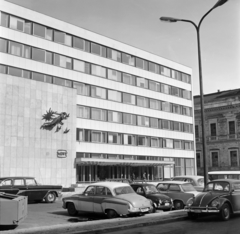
57;150;67;158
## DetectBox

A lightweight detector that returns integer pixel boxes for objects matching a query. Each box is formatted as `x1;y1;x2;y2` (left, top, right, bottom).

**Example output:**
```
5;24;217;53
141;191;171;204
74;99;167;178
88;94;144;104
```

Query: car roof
131;183;155;186
208;179;240;183
173;175;204;179
0;177;35;180
90;181;131;189
157;181;191;185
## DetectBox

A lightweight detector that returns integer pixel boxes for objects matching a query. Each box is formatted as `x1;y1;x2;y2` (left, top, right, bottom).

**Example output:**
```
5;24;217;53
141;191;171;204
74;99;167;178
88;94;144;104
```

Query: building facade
0;1;195;186
194;89;240;176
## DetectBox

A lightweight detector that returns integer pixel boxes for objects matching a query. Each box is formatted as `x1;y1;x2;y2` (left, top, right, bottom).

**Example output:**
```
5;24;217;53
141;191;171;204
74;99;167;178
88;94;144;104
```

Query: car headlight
186;197;194;206
158;199;162;204
211;199;220;207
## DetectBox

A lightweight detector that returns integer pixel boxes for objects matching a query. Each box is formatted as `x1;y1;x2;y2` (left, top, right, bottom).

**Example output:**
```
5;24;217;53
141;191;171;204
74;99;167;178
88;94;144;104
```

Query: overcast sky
7;0;240;95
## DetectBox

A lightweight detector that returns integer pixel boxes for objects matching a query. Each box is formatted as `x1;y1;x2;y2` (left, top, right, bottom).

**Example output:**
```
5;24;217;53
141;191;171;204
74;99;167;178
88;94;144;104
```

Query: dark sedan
0;177;62;203
185;179;240;221
131;183;173;212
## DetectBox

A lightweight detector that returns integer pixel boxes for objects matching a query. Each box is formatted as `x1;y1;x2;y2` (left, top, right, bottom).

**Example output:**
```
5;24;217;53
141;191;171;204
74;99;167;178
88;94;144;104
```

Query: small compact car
0;177;62;203
172;175;205;192
131;183;173;212
185;179;240;221
156;181;200;210
62;182;153;218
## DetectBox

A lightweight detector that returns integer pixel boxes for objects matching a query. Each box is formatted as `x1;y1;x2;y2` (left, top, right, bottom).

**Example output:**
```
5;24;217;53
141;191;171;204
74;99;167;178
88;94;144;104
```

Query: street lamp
160;0;228;186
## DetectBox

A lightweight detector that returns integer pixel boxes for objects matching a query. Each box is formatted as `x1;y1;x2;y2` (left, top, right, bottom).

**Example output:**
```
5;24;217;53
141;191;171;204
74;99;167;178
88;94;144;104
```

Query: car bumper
185;206;220;213
128;207;150;214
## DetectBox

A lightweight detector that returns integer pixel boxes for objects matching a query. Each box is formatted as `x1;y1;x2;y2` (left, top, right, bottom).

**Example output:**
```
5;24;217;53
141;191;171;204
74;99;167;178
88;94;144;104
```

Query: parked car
131;183;173;212
185;179;240;221
172;175;205;192
62;182;153;218
156;181;200;210
0;177;62;203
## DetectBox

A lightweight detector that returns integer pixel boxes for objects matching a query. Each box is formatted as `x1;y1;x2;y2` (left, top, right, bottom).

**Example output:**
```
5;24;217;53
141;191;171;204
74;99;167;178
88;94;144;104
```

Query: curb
1;211;188;234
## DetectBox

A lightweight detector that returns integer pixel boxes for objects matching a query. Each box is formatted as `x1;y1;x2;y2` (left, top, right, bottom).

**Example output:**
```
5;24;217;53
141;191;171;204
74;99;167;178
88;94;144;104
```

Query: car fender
101;197;129;215
218;197;233;211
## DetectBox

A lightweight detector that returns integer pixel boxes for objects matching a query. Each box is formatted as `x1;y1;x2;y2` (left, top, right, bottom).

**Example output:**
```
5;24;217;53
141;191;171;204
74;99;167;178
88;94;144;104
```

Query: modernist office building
0;1;195;186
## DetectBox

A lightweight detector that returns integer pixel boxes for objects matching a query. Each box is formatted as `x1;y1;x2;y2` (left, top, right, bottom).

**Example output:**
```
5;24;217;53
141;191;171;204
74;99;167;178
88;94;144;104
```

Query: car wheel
67;203;78;216
106;209;118;219
149;206;156;213
45;192;56;203
174;200;184;210
219;203;231;221
188;212;198;220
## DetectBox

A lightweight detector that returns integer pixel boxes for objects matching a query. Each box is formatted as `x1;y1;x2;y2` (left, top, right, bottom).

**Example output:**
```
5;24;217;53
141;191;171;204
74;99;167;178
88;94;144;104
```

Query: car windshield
204;182;230;192
144;185;158;194
181;183;196;192
114;186;135;195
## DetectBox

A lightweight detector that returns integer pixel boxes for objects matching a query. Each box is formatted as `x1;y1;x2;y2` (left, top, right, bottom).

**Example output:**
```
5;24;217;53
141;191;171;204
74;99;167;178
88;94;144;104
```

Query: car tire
188;212;198;220
174;200;184;210
219;203;231;221
45;192;56;203
149;206;156;213
106;209;118;219
67;203;78;216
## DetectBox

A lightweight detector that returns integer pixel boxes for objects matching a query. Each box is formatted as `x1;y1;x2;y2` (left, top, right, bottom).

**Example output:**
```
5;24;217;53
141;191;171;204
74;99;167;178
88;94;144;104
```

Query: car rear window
197;178;204;186
114;186;134;195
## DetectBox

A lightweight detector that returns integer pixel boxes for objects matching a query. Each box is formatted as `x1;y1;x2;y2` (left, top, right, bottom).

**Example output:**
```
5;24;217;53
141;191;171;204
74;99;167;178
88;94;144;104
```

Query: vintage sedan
131;183;173;211
156;181;200;210
62;182;153;218
185;179;240;221
0;177;62;203
172;175;205;192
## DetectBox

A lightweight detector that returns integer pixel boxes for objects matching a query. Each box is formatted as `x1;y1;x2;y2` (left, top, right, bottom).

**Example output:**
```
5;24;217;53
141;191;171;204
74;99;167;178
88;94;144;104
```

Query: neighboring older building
0;1;195;186
194;89;240;175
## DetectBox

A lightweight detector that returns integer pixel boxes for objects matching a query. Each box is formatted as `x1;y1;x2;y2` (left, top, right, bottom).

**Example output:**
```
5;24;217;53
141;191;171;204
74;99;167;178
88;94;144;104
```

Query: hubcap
48;194;54;201
224;208;229;217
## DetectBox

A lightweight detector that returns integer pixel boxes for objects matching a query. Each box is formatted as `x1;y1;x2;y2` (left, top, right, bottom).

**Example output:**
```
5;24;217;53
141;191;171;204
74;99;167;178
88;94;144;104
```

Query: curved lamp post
160;0;228;186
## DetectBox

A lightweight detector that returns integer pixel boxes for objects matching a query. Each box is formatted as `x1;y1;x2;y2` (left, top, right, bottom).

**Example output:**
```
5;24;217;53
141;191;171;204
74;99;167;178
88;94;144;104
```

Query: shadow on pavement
0;225;17;231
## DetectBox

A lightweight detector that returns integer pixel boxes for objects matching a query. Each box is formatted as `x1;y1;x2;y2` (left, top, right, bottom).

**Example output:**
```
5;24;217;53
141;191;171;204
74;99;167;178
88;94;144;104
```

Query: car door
167;184;183;201
93;186;111;213
25;178;42;201
0;179;18;194
78;186;95;212
231;182;240;212
157;183;169;195
13;178;27;196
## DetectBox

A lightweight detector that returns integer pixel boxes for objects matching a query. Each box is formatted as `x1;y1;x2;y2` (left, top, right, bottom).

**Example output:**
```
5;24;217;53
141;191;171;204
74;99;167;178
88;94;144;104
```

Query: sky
7;0;240;95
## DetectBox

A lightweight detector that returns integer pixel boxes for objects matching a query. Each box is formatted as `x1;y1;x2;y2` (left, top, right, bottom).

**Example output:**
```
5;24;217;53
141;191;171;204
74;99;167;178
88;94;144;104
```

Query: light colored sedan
62;182;153;218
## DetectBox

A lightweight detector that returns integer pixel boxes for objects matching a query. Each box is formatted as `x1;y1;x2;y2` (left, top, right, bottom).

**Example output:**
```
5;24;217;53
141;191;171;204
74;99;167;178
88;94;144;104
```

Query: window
91;131;107;143
169;184;180;192
73;82;90;96
9;41;22;57
138;136;149;147
136;57;148;70
172;104;180;114
182;106;191;116
174;140;181;149
91;86;106;99
211;152;219;167
108;111;122;123
9;16;32;34
0;64;7;74
149;62;160;74
137;96;149;108
91;108;107;121
161;84;171;94
162;102;171;112
196;152;201;168
32;48;46;62
137;116;149;127
53;77;71;87
171;87;179;96
184;123;190;133
173;122;180;131
228;121;236;135
108;90;121;102
185;159;195;175
14;179;24;186
108;132;121;144
123;134;136;145
76;106;90;119
107;48;121;62
32;72;52;83
23;45;31;59
91;64;106;78
123;93;135;105
210;123;217;136
73;59;85;72
149;99;160;110
73;37;90;52
183;90;191;99
151;138;159;148
108;69;121;82
163;139;173;148
0;38;8;53
54;31;72;46
162;120;170;130
122;73;135;86
184;141;191;150
123;113;136;125
136;77;148;89
26;178;37;186
229;150;238;167
172;70;182;81
91;43;106;57
54;54;72;69
182;73;191;83
149;80;160;92
46;28;53;40
33;23;45;38
8;67;22;77
160;66;171;77
122;53;135;66
195;125;199;138
150;118;158;129
0;12;9;27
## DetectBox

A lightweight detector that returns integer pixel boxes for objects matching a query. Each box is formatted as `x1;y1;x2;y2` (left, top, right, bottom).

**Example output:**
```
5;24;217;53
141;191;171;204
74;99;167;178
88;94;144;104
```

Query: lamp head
212;0;228;9
160;17;179;23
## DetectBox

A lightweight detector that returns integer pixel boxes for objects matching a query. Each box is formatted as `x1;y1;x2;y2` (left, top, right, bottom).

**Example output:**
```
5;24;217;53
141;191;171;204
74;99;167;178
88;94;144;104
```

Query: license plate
141;208;148;212
165;203;170;206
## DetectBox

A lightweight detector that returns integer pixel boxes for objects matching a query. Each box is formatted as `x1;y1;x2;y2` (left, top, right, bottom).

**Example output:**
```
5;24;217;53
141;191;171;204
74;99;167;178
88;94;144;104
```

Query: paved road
106;213;240;234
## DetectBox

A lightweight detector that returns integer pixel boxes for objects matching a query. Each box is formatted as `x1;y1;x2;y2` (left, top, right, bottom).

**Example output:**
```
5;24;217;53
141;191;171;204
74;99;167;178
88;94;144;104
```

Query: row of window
77;105;193;133
0;63;193;117
0;11;191;84
0;38;192;100
77;128;194;150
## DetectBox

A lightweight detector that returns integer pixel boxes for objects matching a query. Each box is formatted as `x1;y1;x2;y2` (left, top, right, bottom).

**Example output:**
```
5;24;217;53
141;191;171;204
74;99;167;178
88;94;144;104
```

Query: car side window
96;186;105;196
233;183;240;191
169;184;181;192
106;188;112;196
26;179;37;185
1;179;12;186
157;184;168;191
85;186;95;195
136;186;144;195
14;179;24;186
